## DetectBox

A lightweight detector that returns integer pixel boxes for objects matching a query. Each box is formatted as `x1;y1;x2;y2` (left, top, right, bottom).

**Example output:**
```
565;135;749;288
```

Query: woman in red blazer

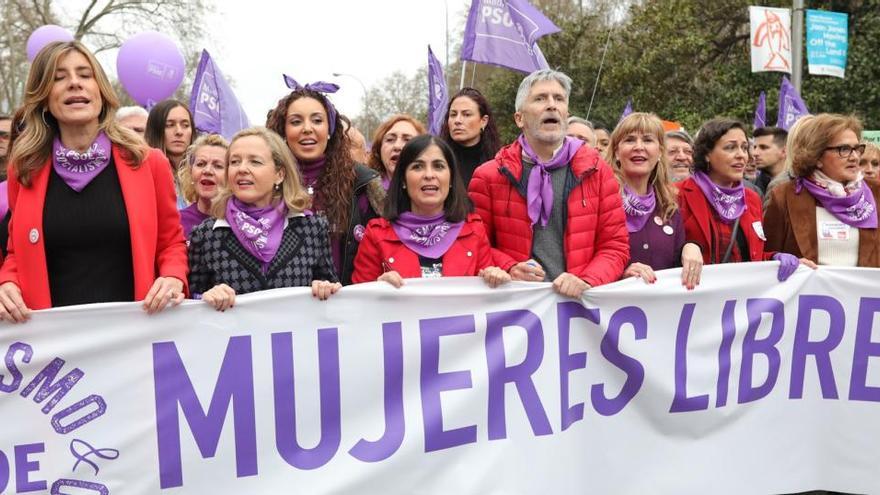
352;135;509;287
0;41;187;322
677;117;813;281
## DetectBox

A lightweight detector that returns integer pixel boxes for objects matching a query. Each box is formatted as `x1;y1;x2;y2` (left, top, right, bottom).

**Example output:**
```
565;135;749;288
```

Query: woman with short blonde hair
178;133;229;236
189;126;339;311
765;113;879;267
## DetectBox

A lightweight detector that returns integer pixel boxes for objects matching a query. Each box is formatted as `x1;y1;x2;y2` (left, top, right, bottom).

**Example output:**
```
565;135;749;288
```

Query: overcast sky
199;0;472;124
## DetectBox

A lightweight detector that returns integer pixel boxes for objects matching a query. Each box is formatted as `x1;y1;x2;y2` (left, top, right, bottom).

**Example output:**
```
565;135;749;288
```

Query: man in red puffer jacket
468;69;629;298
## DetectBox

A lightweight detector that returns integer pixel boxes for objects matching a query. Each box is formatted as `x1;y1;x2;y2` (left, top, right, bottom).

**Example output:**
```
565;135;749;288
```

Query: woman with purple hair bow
764;113;880;267
677;118;815;281
267;77;385;286
352;135;509;288
187;127;340;311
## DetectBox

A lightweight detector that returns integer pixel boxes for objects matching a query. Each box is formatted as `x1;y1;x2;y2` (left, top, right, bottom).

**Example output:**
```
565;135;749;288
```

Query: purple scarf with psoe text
622;185;656;233
392;211;464;259
52;132;112;192
796;176;877;228
226;197;288;273
691;171;745;223
283;75;340;136
518;135;583;227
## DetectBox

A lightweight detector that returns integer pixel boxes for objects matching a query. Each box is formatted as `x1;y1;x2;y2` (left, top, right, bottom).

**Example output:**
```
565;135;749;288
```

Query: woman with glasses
764;113;879;267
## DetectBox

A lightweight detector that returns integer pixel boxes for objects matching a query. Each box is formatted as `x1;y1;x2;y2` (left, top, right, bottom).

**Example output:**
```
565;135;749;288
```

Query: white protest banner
2;263;879;494
750;6;792;74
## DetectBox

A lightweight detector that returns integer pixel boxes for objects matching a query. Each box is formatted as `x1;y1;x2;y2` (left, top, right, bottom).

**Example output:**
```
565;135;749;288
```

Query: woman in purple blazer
605;113;703;289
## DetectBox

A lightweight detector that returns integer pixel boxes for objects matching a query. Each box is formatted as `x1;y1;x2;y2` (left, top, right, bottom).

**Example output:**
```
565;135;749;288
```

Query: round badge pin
28;228;39;244
663;225;674;236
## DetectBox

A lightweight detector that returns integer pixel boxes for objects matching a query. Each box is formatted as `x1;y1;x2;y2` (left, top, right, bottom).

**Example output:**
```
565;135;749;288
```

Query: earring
274;182;281;191
402;184;406;189
41;109;49;126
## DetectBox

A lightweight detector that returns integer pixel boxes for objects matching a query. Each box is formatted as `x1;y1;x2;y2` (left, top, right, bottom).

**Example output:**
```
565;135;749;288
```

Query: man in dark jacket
467;69;629;298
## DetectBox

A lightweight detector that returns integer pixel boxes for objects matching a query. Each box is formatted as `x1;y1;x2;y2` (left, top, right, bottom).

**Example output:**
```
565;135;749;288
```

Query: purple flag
753;91;767;129
427;46;449;136
618;98;633;123
460;0;560;74
190;49;250;140
776;76;809;130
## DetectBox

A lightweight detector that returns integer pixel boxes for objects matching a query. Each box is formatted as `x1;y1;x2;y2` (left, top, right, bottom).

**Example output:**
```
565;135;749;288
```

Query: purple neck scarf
300;157;326;196
226;197;288;273
796;176;878;228
518;135;583;226
392;211;464;259
622;185;656;233
52;132;112;192
691;171;745;223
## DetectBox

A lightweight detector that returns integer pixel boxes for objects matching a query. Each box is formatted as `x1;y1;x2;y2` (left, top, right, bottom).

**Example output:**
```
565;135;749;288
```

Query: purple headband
283;74;340;136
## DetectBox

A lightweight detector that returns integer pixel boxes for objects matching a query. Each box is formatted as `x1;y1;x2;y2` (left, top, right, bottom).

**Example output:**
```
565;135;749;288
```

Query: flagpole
460;61;467;89
791;0;804;92
470;62;476;87
586;27;613;121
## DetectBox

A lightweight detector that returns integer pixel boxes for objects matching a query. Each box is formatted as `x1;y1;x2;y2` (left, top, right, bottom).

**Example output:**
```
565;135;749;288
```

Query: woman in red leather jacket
352;135;509;288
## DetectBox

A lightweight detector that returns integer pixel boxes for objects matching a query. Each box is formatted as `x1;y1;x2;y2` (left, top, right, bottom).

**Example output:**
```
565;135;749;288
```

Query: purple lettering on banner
349;322;405;462
50;479;109;494
420;315;478;452
19;358;84;414
670;303;709;412
592;306;647;416
716;300;737;407
790;295;845;399
153;337;257;489
15;443;46;492
273;329;342;470
557;302;600;431
0;342;32;393
50;394;107;434
486;309;552;440
849;298;880;401
738;298;785;404
0;449;8;492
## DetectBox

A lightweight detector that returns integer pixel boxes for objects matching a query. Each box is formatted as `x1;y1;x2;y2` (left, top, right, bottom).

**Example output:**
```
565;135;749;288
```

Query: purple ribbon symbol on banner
70;439;120;475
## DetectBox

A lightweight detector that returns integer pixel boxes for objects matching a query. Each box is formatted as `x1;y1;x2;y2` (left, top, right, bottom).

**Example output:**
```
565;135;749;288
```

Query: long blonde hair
606;112;678;221
10;41;146;187
178;134;229;203
211;127;311;218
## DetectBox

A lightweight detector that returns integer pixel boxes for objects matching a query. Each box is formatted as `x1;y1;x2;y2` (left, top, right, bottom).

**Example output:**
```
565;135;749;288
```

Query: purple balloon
116;31;185;107
26;25;74;61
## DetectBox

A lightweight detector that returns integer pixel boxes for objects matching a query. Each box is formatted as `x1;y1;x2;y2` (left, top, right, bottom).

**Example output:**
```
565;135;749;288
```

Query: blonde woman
764;114;879;267
606;113;703;289
0;41;187;321
187;127;340;310
178;134;228;237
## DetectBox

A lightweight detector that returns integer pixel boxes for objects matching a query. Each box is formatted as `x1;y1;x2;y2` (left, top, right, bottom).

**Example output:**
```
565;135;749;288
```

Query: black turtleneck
450;140;491;187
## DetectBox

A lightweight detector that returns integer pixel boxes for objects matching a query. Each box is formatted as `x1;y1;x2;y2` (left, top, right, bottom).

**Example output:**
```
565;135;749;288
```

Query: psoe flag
460;0;560;74
427;46;448;136
750;6;792;74
806;10;849;78
190;49;251;140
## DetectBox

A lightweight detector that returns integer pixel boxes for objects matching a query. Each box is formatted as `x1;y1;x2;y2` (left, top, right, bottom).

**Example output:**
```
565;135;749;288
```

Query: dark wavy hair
267;89;355;235
693;118;747;173
440;87;500;158
384;135;471;222
144;99;195;163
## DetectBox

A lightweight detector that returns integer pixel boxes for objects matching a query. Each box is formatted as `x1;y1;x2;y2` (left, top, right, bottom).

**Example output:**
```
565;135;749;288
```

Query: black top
450;140;491;187
43;160;134;307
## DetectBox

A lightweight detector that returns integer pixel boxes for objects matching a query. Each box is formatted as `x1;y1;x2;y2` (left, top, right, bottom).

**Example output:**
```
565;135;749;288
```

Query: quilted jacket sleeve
579;163;629;287
467;164;518;271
